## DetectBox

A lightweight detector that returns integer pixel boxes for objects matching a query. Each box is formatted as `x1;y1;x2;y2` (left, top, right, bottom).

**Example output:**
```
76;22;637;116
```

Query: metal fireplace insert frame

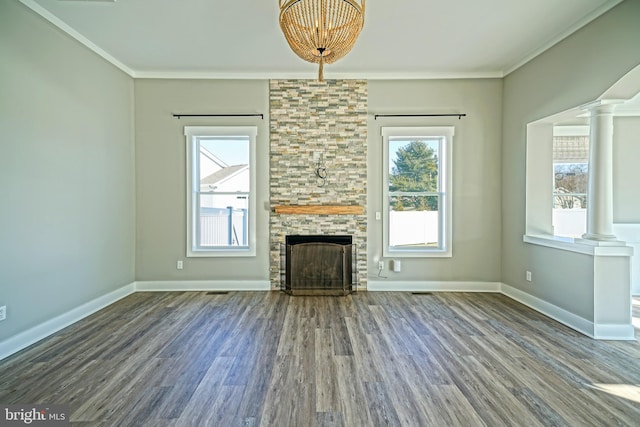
280;235;357;296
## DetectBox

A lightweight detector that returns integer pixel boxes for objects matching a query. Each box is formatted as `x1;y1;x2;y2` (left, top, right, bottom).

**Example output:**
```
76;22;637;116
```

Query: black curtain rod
374;113;466;120
172;113;264;120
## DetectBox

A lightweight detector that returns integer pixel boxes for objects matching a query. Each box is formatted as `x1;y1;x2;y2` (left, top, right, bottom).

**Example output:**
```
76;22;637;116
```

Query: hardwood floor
1;292;639;426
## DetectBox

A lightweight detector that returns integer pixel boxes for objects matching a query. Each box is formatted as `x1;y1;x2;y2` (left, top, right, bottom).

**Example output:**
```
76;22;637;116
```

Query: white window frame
185;126;257;257
551;126;589;238
524;110;602;254
382;126;454;258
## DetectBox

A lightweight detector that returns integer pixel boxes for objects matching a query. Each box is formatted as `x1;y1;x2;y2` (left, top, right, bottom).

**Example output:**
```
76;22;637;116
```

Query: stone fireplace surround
269;80;368;289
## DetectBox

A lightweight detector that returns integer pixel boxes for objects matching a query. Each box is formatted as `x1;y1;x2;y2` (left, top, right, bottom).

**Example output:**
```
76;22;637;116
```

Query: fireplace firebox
282;235;355;296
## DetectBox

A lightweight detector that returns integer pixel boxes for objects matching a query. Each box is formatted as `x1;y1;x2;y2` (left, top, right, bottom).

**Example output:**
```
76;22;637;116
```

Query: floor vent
411;292;433;296
206;291;229;295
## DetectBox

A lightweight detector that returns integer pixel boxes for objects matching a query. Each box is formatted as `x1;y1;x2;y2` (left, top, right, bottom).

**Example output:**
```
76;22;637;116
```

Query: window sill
523;234;632;256
187;248;256;258
383;248;452;258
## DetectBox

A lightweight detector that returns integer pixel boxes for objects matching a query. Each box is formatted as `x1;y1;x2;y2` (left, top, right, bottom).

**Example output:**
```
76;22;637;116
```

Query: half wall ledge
274;205;364;215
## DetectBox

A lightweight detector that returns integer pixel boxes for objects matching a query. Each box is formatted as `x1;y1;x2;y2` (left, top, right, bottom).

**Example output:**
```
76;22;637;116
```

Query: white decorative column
581;100;623;241
579;100;634;340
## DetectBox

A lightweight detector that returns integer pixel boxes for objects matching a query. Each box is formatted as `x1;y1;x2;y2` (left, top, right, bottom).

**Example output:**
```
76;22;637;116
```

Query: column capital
580;99;626;114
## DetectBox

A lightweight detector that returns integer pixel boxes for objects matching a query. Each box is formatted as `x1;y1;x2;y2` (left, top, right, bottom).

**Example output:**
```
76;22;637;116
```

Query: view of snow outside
553;209;587;238
553;162;588;237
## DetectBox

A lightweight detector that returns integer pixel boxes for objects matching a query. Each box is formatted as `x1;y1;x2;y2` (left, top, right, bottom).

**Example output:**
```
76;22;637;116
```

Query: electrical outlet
526;271;532;282
0;306;6;321
378;261;385;271
177;260;184;270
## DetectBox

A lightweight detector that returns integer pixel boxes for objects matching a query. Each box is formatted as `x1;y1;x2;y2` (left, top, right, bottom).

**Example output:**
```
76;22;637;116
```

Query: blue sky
201;138;249;166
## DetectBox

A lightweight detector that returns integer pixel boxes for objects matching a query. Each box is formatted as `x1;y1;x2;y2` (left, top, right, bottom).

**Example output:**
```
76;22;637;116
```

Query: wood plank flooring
1;292;639;426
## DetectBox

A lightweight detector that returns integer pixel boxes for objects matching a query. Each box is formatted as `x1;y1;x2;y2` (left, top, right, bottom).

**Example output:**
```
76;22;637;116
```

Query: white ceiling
21;0;623;79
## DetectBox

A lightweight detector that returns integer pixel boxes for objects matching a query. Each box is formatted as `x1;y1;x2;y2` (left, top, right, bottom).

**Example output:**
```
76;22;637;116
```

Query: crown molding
17;0;503;81
502;0;624;76
132;70;504;80
19;0;135;77
21;0;622;81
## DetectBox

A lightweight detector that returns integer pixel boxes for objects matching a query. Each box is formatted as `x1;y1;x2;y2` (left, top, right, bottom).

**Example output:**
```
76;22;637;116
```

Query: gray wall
136;78;503;285
0;2;135;339
368;79;503;282
502;0;640;318
614;117;640;223
134;79;270;281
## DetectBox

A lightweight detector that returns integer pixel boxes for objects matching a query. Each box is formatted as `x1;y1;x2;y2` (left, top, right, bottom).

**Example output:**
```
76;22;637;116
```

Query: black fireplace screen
280;235;357;295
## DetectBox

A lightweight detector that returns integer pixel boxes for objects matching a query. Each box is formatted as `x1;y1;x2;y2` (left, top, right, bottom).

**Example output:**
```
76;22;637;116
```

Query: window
185;126;257;257
524;110;596;251
552;129;589;238
382;126;454;257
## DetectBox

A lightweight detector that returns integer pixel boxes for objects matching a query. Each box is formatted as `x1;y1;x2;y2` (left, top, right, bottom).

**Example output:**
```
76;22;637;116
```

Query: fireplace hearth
282;235;355;296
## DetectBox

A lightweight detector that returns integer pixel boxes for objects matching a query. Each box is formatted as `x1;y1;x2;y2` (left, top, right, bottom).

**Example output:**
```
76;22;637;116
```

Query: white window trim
524;112;606;254
382;126;454;258
185;126;257;257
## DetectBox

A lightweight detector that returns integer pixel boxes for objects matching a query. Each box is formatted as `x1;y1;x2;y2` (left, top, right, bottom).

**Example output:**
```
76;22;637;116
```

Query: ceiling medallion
279;0;365;81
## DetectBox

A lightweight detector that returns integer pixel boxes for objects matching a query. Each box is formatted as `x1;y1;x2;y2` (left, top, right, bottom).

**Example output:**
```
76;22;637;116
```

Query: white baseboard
2;279;633;361
368;280;636;341
499;283;595;338
367;280;502;292
500;283;636;341
593;323;636;340
135;280;271;292
0;282;136;361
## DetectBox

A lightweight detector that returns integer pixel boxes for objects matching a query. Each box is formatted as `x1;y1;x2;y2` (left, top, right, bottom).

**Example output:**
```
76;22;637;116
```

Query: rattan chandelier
279;0;365;81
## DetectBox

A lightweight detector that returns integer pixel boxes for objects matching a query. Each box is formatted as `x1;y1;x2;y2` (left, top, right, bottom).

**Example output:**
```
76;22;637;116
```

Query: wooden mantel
274;205;364;215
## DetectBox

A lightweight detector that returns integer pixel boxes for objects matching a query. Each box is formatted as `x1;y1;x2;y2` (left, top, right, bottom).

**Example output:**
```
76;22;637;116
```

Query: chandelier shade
279;0;365;80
